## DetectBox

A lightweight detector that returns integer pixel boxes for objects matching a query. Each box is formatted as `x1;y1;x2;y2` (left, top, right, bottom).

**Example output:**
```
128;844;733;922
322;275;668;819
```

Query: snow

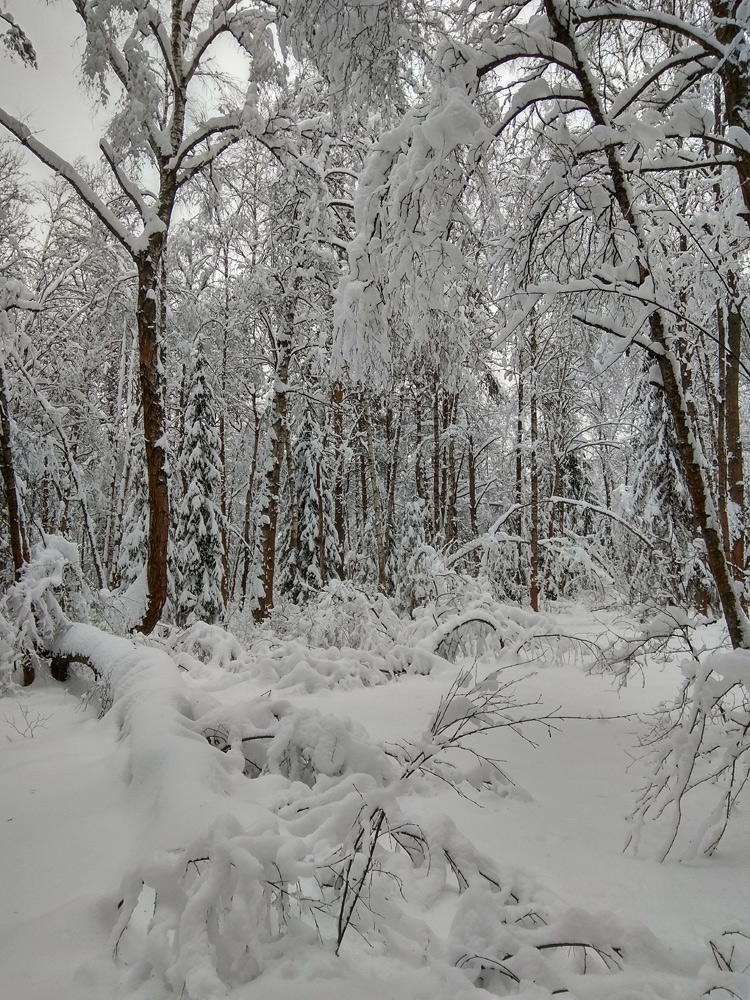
1;607;748;1000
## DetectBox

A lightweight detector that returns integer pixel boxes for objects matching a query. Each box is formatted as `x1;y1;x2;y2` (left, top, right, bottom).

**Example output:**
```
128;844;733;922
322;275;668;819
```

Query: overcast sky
1;1;251;194
0;0;104;184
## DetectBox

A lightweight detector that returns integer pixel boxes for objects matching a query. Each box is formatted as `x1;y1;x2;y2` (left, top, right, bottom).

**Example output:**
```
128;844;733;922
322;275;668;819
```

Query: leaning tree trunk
545;0;750;648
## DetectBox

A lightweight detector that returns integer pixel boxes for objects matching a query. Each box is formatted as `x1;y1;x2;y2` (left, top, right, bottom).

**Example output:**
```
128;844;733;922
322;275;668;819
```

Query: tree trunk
254;302;293;622
712;1;750;227
529;327;539;613
331;380;346;577
286;430;299;591
432;375;440;540
726;303;745;582
103;324;129;581
135;249;170;634
385;391;403;560
238;396;261;607
515;360;525;587
0;357;28;577
717;303;730;559
363;395;387;593
468;435;478;540
360;451;368;525
440;390;450;532
316;460;326;586
414;385;425;502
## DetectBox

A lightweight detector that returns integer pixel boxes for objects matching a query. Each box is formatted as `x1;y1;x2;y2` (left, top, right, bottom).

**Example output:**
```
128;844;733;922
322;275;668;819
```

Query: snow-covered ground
1;607;748;1000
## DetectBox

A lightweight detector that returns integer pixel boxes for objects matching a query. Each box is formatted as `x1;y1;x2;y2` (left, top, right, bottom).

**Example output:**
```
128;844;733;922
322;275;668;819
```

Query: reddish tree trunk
0;360;28;579
135;250;170;634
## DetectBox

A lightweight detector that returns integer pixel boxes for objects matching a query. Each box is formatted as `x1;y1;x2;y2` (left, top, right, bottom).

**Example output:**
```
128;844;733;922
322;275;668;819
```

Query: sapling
5;701;51;739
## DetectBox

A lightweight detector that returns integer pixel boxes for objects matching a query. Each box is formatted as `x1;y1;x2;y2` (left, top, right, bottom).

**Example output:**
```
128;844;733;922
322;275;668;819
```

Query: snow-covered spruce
173;333;226;627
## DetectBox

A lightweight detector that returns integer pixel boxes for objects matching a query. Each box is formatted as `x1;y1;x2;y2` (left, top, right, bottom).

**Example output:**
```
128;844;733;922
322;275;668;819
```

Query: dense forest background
2;0;749;644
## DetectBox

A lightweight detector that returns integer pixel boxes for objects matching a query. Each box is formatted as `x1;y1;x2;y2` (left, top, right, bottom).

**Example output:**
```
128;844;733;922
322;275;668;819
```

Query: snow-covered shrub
161;620;255;675
113;657;731;1000
155;611;440;693
403;589;569;666
627;647;750;860
112;813;314;997
271;579;402;650
3;535;82;648
0;533;95;686
0;630;19;695
266;708;394;785
592;603;715;683
196;697;395;784
110;661;573;996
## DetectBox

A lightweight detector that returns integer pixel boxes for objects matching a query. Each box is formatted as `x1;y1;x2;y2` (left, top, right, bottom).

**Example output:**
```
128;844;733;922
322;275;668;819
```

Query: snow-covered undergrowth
1;547;749;999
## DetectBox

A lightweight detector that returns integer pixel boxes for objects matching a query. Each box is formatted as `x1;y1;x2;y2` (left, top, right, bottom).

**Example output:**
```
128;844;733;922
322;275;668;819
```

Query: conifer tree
390;498;428;612
285;402;339;599
116;436;148;596
631;377;707;607
173;334;225;626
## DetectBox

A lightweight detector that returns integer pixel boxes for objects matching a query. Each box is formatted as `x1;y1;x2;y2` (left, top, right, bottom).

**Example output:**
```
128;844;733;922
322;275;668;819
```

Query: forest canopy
1;4;750;999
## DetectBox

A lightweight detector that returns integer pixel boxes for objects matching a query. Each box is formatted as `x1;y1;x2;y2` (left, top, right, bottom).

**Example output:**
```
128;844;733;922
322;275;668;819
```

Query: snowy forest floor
0;603;749;1000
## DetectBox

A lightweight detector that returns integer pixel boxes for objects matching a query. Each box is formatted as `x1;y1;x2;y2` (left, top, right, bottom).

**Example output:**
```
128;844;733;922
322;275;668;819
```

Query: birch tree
0;0;280;632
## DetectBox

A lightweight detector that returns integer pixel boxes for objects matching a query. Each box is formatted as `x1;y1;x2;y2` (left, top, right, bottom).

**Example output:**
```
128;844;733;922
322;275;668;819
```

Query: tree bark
717;303;730;559
363;395;387;593
385;390;403;560
414;385;425;502
135;247;170;634
432;374;441;540
0;357;28;579
331;380;346;577
254;300;294;621
468;434;478;541
529;325;539;613
286;430;299;591
316;459;326;586
712;1;750;226
726;303;745;581
238;396;261;607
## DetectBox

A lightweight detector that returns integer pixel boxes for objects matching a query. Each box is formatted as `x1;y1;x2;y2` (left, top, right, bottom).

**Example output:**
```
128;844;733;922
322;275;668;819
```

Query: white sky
0;0;252;193
0;0;107;184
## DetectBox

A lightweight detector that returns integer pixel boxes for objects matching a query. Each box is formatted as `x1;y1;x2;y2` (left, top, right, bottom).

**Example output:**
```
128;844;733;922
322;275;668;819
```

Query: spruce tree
631;376;708;606
173;334;225;626
285;402;339;599
116;436;148;593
